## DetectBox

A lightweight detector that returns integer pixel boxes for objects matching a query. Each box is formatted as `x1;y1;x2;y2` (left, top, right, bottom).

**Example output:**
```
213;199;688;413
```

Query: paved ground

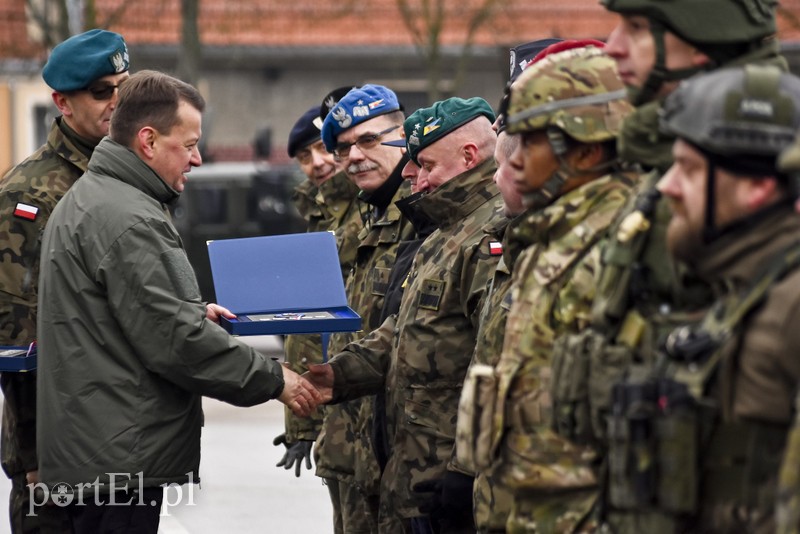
0;335;335;534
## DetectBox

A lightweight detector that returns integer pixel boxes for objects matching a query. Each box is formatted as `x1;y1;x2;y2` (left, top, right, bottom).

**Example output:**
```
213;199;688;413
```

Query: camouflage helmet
660;65;800;162
505;46;633;143
601;0;778;47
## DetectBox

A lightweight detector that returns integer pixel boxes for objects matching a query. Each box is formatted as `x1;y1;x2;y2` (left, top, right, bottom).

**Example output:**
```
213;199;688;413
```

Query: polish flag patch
13;203;39;221
489;241;503;256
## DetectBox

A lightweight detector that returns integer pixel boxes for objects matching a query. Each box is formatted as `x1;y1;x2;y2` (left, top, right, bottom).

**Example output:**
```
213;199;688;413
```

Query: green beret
43;29;130;92
402;97;495;165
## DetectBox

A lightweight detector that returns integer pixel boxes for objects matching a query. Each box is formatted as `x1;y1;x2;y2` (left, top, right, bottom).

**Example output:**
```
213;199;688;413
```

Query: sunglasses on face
84;81;122;101
333;124;400;161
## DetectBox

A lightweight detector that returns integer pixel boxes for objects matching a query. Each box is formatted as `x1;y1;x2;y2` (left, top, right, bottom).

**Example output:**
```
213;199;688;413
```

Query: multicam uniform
327;159;501;531
597;64;800;534
605;205;800;534
550;3;790;532
315;168;414;534
0;118;88;533
488;172;635;533
283;171;362;443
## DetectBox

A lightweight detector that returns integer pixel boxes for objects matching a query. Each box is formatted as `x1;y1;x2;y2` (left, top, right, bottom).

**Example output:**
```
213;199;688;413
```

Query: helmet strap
702;158;719;243
522;127;614;209
630;20;712;106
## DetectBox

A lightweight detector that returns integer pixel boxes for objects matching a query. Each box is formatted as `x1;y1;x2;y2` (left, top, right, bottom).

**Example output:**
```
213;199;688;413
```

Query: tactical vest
603;239;800;527
550;172;708;449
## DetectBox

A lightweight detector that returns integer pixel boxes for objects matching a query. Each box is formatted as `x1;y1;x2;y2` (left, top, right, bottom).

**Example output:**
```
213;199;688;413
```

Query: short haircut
499;131;520;161
110;70;205;146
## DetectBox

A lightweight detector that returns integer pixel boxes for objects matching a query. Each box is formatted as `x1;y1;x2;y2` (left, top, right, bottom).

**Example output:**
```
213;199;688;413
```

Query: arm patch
162;248;201;302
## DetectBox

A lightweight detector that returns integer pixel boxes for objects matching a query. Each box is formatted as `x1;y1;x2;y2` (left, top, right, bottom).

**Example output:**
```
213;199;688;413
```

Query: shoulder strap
664;240;800;398
591;174;662;333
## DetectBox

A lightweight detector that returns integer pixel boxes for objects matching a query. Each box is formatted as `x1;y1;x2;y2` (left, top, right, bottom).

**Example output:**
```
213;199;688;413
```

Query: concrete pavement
0;335;335;534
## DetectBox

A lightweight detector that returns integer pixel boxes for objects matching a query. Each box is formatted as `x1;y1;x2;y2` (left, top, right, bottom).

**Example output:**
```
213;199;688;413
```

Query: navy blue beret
43;29;129;92
288;106;323;158
321;84;401;152
509;39;563;83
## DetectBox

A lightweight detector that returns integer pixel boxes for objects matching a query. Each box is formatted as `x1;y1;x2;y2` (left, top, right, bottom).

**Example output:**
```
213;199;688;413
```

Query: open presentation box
208;232;361;336
0;345;37;372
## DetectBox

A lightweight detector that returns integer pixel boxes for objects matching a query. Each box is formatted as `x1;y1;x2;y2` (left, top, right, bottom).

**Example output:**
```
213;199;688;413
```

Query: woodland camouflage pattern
328;158;502;527
284;171;363;442
0;118;88;531
315;179;414;525
489;173;636;533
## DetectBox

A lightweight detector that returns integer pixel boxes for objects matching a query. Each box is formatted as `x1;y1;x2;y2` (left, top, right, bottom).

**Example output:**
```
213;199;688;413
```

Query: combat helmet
505;46;633;208
660;64;800;241
601;0;779;104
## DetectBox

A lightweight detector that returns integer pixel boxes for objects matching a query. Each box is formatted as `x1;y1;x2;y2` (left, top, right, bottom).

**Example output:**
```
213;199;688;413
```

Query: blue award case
0;345;37;372
207;232;361;336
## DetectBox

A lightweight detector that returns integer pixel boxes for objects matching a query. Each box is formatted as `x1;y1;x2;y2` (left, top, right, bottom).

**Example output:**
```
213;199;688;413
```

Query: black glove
272;433;314;477
413;471;475;532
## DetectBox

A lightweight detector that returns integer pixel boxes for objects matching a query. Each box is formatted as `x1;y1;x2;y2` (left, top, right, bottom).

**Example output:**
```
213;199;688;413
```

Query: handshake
277;363;334;417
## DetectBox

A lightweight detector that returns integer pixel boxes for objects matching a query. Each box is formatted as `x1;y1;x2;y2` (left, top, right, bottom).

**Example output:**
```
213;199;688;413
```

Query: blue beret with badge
321;84;401;152
43;29;129;92
384;97;495;165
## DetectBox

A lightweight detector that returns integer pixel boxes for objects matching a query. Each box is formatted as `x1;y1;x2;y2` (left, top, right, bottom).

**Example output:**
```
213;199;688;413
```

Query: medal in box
207;232;361;336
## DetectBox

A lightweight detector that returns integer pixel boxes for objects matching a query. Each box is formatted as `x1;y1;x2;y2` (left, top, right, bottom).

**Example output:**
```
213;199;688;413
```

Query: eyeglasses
84;81;122;101
333;125;400;161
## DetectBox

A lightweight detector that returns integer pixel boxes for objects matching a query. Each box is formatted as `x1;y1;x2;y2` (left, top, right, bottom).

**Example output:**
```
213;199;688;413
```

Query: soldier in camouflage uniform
315;84;415;534
456;39;626;534
539;1;787;531
0;30;129;533
309;96;501;533
275;103;363;477
480;46;637;533
613;65;800;533
311;98;499;533
455;128;523;534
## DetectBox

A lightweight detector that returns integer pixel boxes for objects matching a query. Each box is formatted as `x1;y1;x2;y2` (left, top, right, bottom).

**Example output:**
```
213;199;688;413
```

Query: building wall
0;75;52;172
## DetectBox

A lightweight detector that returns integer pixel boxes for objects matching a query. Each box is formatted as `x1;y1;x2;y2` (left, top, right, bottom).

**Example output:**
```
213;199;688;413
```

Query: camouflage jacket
455;212;520;532
283;171;362;442
490;173;635;531
0;118;92;477
292;179;321;226
685;206;800;533
315;170;414;491
329;158;501;520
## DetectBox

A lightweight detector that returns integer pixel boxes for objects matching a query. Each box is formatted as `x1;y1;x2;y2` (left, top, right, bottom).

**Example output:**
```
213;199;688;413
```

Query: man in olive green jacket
36;71;318;533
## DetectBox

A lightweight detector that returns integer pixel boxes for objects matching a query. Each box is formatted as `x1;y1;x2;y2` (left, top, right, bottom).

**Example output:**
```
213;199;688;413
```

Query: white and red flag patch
13;202;39;221
489;241;503;256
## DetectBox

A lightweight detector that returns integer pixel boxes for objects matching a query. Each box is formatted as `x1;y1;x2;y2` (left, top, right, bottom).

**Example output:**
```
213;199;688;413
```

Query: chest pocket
418;279;445;311
370;267;391;297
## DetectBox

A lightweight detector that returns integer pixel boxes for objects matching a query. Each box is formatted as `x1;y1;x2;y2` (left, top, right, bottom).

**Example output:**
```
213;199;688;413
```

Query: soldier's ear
136;127;158;159
740;175;783;213
51;91;72;117
462;142;480;170
570;143;605;171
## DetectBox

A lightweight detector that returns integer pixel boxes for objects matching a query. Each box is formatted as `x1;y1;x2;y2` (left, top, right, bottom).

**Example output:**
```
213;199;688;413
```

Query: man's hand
206;303;236;324
279;365;322;417
303;364;334;403
272;433;314;477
